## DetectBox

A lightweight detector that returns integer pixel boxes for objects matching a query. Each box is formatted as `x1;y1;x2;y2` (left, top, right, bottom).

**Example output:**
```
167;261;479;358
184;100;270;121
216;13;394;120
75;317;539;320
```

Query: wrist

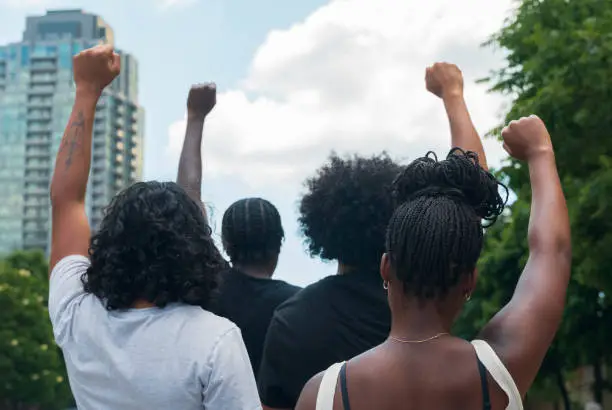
526;147;555;163
187;111;207;122
442;89;464;102
75;87;102;104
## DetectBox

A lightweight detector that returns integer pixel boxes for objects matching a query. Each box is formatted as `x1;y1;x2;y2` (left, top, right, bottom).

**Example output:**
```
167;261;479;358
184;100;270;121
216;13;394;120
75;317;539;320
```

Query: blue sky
0;0;515;286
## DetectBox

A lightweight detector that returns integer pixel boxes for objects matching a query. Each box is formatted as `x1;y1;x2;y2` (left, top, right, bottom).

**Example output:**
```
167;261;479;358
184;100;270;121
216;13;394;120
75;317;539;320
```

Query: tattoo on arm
61;111;86;171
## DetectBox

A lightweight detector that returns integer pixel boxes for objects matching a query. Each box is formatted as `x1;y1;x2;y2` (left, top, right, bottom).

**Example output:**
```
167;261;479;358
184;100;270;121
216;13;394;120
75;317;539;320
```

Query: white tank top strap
471;339;523;410
315;362;344;410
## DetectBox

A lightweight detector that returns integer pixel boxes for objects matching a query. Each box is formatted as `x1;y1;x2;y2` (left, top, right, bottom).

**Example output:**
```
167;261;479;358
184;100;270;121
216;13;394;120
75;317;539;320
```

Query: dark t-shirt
209;268;301;376
257;270;391;408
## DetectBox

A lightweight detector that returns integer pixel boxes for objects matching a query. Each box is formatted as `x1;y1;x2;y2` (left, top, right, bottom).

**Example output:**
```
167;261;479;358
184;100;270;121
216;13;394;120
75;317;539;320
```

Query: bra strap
316;362;344;410
339;362;352;410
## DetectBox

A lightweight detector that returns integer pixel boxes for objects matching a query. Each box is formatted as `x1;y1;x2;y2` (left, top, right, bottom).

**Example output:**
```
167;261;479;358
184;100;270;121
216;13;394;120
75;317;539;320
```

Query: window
59;42;71;69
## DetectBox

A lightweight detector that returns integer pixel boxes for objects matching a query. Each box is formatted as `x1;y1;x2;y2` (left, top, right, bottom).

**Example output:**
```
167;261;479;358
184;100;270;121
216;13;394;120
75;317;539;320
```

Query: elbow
528;229;572;261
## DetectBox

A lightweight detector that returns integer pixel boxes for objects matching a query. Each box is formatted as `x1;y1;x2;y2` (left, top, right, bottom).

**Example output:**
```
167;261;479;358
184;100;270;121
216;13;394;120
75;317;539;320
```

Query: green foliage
0;251;72;410
456;0;612;404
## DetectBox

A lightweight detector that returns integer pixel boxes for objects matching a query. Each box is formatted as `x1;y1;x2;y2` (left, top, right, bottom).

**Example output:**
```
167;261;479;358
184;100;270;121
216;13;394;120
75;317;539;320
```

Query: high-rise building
0;9;144;254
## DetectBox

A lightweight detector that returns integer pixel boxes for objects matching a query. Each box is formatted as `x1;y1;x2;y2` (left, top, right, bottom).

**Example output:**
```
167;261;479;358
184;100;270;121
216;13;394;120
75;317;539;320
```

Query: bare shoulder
295;371;325;410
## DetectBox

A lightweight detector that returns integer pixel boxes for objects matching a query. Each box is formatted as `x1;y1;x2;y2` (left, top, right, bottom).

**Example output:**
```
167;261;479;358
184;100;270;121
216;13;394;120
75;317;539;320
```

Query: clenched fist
187;83;216;119
501;115;553;161
425;62;463;99
73;45;120;95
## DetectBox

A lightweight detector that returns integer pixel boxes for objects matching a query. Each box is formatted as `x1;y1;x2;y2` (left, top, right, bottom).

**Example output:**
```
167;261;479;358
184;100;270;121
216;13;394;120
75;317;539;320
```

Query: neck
234;263;273;279
337;262;356;275
388;297;453;341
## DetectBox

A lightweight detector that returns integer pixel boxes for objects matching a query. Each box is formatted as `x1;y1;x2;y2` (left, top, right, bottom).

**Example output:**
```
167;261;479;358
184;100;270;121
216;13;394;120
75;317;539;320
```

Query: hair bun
392;148;507;223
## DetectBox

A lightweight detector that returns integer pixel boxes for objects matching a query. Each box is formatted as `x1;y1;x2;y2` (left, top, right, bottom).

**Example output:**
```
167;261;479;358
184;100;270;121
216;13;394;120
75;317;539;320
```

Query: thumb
502;142;513;156
110;53;121;74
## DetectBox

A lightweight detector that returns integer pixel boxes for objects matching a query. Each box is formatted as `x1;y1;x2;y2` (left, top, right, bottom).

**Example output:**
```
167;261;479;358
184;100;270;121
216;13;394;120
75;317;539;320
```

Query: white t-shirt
48;255;262;410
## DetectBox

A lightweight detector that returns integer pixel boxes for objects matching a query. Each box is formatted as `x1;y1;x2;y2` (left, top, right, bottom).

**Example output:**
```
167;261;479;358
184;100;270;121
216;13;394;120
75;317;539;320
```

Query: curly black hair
299;153;402;270
83;181;226;310
221;198;284;266
386;148;508;299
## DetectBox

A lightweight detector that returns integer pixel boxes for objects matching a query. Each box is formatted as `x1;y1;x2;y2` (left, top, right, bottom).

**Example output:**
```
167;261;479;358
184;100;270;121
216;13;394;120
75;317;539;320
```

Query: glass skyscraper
0;9;144;254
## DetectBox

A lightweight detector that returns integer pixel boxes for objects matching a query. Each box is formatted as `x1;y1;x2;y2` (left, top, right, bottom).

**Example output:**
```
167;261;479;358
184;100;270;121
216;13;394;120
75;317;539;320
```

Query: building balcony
26;138;51;146
28;99;53;108
25;151;49;159
27;111;52;121
25;163;50;171
23;213;49;221
30;74;56;84
24;197;48;207
30;62;56;72
24;175;50;184
28;85;55;95
26;130;52;137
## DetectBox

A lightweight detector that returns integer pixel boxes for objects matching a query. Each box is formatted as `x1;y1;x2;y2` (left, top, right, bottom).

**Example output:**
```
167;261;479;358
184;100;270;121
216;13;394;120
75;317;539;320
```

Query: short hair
221;198;284;266
84;181;226;310
299;153;402;270
386;148;507;299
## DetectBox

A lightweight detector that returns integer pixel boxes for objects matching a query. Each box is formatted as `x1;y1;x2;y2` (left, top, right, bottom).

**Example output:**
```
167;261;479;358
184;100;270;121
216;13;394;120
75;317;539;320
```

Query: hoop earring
383;281;389;290
464;292;472;302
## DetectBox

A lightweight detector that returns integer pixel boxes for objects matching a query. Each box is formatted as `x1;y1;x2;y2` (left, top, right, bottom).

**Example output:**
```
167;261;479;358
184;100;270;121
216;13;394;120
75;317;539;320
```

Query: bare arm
176;83;216;222
294;373;324;410
49;45;120;273
426;63;488;169
480;116;571;396
177;116;205;211
443;93;487;170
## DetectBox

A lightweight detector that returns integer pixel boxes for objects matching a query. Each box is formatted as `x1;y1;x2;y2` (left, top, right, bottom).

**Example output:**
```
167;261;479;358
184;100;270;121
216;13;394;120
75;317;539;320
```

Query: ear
466;267;478;295
380;253;392;283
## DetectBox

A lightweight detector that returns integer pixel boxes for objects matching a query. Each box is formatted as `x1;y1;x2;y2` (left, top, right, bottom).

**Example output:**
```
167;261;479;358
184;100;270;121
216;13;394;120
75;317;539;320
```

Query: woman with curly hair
48;45;260;410
259;63;492;410
295;118;570;409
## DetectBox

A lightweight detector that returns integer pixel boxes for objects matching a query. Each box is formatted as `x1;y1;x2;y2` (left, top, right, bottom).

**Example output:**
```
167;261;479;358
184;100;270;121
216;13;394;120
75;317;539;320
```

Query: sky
0;0;516;287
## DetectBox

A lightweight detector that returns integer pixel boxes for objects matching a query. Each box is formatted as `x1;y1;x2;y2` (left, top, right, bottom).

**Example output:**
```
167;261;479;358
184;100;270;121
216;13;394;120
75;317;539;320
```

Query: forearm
177;115;206;214
443;93;488;170
50;90;98;204
527;151;571;254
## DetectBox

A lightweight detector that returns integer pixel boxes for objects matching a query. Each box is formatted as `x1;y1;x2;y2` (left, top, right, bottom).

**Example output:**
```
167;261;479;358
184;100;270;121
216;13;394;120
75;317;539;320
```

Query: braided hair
221;198;284;266
386;148;508;299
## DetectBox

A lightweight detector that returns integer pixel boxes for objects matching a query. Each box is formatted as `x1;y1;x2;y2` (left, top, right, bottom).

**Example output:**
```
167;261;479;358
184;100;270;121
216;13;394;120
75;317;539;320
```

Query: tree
0;251;72;410
456;0;612;407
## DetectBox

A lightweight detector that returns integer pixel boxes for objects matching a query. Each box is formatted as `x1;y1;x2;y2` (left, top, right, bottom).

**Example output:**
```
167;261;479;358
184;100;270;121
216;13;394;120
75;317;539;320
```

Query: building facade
0;9;144;254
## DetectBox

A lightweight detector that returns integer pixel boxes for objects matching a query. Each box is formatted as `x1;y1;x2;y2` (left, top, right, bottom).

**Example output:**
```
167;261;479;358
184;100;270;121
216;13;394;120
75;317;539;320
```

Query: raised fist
73;45;120;95
187;83;216;119
425;62;463;99
501;115;553;161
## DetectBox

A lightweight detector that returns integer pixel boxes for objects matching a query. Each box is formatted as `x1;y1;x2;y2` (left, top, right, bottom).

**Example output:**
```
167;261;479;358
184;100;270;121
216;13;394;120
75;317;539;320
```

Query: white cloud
166;0;515;188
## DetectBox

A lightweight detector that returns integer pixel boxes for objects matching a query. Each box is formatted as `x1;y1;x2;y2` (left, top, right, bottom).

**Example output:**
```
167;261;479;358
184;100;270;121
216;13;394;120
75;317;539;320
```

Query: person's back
258;154;399;409
48;45;261;410
51;259;254;409
297;115;571;410
209;198;301;375
259;268;390;405
213;267;300;374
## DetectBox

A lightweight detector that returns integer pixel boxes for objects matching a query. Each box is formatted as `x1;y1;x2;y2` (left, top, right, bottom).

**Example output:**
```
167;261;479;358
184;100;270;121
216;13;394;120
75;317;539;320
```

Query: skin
296;111;570;410
176;83;217;223
271;63;494;410
233;258;279;280
49;45;121;273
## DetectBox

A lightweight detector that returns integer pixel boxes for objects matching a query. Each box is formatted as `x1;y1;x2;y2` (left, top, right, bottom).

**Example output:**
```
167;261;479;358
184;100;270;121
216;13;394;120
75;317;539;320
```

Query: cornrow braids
221;198;284;266
386;148;508;299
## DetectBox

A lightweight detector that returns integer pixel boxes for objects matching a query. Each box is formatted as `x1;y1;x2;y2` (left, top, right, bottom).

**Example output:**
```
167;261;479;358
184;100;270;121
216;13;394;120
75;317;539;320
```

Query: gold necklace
388;332;449;344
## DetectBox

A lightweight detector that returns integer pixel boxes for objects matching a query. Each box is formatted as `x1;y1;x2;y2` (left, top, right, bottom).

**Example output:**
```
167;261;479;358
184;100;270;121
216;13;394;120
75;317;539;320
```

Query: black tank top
338;359;491;410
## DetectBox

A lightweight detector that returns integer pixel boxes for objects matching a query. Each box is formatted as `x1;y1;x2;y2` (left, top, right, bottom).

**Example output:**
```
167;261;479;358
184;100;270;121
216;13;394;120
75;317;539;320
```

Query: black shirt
209;268;301;376
257;270;391;408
